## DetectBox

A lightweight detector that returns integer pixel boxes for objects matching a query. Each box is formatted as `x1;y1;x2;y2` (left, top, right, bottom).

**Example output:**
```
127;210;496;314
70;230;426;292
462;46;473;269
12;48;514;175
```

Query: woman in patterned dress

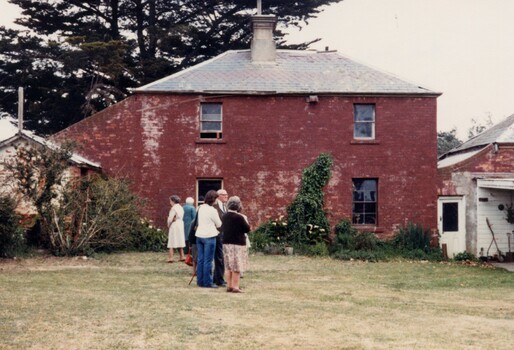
221;196;250;293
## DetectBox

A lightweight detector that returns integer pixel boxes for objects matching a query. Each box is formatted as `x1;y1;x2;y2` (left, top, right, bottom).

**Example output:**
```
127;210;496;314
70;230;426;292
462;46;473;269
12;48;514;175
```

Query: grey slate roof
450;114;514;153
0;131;101;170
135;50;438;95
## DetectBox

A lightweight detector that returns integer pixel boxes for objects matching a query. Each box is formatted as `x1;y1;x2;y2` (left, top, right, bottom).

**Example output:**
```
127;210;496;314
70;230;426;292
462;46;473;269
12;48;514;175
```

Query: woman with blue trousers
195;190;222;288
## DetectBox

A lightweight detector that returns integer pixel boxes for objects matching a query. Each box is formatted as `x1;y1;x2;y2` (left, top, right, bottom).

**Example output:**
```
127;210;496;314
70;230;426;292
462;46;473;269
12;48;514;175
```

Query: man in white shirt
213;189;228;286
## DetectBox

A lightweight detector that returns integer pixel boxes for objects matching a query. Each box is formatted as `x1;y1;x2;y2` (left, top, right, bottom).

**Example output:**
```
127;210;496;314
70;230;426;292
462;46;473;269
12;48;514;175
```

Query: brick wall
53;93;438;237
438;145;514;196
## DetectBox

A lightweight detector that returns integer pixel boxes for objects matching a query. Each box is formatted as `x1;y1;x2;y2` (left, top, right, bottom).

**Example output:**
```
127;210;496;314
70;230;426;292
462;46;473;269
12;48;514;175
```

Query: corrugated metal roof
135;50;438;95
437;148;484;169
450;114;514;153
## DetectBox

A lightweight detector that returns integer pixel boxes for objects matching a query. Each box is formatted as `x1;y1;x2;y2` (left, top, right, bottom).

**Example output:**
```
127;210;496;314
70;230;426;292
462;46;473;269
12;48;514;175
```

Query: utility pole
17;87;23;134
257;0;262;15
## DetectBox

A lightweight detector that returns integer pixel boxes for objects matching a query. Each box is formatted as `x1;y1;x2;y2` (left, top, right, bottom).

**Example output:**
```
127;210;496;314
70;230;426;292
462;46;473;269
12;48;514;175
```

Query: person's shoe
217;282;227;287
231;288;244;293
226;287;234;292
207;284;219;288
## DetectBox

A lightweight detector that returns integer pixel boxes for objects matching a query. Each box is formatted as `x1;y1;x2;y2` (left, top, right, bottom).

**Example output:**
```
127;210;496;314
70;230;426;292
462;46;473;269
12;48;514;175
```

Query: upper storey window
200;103;222;139
354;104;375;140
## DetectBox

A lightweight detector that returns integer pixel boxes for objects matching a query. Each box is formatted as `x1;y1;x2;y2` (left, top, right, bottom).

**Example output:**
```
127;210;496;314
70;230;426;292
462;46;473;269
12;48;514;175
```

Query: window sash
200;103;222;134
201;121;222;132
352;179;378;225
354;104;375;139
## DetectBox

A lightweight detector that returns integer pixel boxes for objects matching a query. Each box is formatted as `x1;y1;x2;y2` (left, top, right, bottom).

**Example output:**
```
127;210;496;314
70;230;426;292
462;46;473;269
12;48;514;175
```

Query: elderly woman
167;195;185;263
195;190;222;288
183;197;196;254
221;196;250;293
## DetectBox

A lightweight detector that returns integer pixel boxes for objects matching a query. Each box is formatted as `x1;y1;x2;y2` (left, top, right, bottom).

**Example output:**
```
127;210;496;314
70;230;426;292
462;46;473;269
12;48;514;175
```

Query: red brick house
52;14;440;237
438;114;514;259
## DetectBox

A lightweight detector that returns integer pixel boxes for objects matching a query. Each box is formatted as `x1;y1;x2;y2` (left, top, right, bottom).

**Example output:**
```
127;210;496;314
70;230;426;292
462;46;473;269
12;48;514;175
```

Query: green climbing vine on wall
286;153;333;246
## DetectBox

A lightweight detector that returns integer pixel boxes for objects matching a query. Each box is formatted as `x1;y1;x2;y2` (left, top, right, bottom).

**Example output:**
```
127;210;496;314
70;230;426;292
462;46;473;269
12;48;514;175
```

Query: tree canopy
437;128;462;156
0;0;342;135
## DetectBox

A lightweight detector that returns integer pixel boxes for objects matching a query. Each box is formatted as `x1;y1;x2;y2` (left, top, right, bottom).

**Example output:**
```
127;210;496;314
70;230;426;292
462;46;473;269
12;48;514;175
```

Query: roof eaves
132;90;441;96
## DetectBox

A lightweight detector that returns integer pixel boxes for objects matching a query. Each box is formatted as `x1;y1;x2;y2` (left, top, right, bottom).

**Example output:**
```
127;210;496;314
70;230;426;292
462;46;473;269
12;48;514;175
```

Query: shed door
438;196;466;257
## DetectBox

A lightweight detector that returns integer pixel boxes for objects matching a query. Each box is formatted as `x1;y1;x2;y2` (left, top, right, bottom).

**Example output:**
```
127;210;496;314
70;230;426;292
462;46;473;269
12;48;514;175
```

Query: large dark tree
437;128;462;156
1;0;342;135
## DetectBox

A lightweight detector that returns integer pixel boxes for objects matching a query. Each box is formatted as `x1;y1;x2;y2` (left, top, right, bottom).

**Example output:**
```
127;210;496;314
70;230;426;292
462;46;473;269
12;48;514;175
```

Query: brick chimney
251;14;277;63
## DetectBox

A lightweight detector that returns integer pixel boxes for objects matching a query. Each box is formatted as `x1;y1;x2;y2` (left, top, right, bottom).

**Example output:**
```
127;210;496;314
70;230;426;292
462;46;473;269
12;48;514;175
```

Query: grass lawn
0;252;513;349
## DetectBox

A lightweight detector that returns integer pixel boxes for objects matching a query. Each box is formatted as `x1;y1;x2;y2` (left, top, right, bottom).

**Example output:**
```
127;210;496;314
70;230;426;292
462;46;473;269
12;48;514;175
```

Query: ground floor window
352;178;377;225
197;179;223;204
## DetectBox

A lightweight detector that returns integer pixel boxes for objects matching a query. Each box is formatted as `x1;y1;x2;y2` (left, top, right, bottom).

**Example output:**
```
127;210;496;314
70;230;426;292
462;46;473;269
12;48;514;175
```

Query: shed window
354;104;375;139
200;103;222;139
352;178;377;225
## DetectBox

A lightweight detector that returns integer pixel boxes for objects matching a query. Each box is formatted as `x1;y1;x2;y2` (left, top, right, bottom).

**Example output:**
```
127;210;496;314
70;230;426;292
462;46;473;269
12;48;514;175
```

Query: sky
1;0;514;140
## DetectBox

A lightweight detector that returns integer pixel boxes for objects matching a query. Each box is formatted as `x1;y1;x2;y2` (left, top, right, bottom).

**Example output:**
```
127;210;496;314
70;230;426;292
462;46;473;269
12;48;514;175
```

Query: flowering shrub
251;215;292;251
130;218;167;252
268;215;291;245
305;223;329;245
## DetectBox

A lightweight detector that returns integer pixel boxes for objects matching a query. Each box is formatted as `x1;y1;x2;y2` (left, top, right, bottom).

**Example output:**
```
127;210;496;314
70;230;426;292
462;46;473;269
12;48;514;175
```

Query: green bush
334;218;358;250
249;224;272;252
42;175;152;255
130;219;167;252
297;241;330;257
390;223;432;251
453;251;476;261
250;216;290;252
0;195;26;258
330;220;442;262
354;232;378;251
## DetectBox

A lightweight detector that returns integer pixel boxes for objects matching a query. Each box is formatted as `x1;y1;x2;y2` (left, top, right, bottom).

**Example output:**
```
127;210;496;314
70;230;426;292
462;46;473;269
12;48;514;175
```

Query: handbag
184;251;193;266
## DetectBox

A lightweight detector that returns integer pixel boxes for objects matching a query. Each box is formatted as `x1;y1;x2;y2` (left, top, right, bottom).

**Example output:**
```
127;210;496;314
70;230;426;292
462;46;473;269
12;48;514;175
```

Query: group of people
166;189;250;293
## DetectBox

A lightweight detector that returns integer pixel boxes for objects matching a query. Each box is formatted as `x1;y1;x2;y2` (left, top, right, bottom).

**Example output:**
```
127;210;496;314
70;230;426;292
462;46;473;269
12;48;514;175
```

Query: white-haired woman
221;196;250;293
183;197;196;253
167;195;185;263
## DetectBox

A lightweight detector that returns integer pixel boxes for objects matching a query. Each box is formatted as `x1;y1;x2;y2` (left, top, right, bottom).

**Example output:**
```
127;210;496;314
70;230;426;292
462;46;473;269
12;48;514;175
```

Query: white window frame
353;104;375;140
200;103;223;139
352;178;378;225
